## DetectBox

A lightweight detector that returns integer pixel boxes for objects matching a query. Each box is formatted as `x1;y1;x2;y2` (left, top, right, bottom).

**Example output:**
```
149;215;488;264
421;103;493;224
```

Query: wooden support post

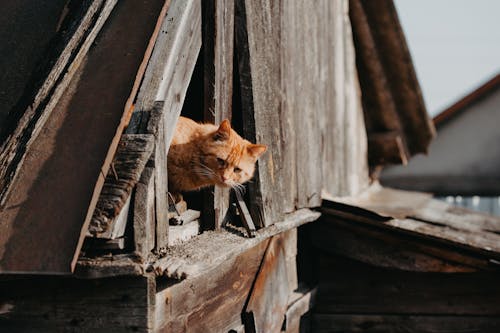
133;167;156;259
127;0;202;251
203;0;235;230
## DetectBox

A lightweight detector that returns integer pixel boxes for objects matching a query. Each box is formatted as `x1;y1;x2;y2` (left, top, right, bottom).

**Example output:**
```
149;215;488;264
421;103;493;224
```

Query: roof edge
434;73;500;127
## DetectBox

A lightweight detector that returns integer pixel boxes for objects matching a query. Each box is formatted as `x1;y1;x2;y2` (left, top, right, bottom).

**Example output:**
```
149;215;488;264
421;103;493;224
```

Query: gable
382;80;500;195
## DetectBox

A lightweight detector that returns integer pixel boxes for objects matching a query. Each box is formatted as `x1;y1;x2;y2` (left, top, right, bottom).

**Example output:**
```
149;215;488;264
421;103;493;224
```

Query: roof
349;0;435;170
321;184;500;272
434;73;500;128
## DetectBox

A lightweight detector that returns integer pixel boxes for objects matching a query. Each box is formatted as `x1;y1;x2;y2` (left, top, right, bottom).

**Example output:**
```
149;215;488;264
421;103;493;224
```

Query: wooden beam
133;167;156;259
202;0;235;230
127;0;202;251
151;209;319;280
234;0;284;227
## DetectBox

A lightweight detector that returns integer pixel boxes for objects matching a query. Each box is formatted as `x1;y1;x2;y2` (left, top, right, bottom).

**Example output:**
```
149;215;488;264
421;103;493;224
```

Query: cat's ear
213;119;231;141
247;144;267;158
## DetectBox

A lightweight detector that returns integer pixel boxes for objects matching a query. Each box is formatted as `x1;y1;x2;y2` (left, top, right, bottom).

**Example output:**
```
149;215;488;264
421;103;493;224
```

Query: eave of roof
434;73;500;128
350;0;436;170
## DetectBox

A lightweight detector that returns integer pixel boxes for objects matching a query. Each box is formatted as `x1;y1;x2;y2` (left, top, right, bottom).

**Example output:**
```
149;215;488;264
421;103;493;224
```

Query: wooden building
1;0;498;332
382;73;500;215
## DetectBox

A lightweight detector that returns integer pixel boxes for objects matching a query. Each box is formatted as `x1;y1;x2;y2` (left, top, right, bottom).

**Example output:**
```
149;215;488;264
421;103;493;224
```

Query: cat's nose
221;175;228;182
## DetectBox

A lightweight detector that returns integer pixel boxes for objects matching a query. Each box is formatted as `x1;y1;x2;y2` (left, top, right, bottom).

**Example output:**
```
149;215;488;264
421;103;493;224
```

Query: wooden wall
311;255;500;333
235;0;368;227
0;276;155;332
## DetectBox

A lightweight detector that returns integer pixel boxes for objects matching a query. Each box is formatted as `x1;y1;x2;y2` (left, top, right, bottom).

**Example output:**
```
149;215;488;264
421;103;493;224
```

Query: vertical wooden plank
203;0;235;230
244;234;290;333
283;228;298;293
127;0;203;250
342;0;369;196
279;1;298;213
134;167;156;259
281;1;324;209
321;0;369;197
235;0;284;227
155;111;169;251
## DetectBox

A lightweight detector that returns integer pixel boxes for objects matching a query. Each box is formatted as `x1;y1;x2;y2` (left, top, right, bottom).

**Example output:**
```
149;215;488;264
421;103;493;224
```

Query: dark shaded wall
0;0;70;134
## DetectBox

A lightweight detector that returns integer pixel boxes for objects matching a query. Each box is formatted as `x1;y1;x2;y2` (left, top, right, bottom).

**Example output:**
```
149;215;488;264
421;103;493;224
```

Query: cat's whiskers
193;161;217;180
227;179;246;196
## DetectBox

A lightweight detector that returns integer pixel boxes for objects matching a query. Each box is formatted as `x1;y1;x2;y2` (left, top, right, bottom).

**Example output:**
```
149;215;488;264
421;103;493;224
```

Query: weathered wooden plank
151;209;319;280
413;198;500;233
331;185;500;258
88;134;155;239
282;288;317;333
0;0;167;274
245;234;289;333
202;0;235;230
127;0;202;250
282;228;298;292
388;218;500;257
75;254;144;279
155;239;268;333
312;314;500;333
133;167;156;259
154;115;170;251
314;255;500;316
314;213;485;272
0;275;155;332
168;219;200;245
235;0;284;227
321;0;369;197
281;1;324;209
276;1;298;213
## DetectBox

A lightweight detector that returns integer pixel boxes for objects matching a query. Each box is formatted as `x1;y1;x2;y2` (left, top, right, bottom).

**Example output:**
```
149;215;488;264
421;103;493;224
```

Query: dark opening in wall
176;49;205;213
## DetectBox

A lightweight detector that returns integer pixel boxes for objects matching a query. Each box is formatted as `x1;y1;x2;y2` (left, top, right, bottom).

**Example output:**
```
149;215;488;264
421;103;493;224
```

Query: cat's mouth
218;180;231;187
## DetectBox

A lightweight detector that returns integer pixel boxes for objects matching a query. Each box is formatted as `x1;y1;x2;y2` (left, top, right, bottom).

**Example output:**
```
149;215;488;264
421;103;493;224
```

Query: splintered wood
88;134;155;239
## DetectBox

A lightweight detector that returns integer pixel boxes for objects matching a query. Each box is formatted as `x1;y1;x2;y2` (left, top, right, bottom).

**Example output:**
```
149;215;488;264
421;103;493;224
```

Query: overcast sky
393;0;500;116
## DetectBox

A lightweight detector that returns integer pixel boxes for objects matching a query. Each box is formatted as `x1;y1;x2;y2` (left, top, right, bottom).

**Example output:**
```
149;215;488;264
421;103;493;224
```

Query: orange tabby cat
167;116;267;194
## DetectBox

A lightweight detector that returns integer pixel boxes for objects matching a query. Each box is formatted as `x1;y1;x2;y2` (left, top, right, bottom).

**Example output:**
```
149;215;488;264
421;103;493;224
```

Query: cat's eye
216;157;225;167
234;167;242;173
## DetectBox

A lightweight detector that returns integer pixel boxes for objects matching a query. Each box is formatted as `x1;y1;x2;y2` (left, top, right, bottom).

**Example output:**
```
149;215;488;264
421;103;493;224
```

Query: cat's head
197;119;267;189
